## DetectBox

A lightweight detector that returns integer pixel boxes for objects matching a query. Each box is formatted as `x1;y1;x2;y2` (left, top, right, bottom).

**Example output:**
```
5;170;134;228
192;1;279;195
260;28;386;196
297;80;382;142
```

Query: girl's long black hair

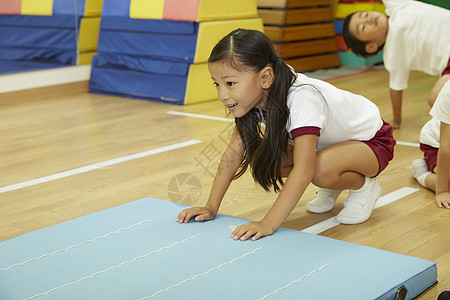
208;29;297;192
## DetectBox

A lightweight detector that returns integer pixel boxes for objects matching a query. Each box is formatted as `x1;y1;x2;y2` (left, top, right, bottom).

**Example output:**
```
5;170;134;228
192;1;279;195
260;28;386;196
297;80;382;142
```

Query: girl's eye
212;82;218;87
227;82;235;87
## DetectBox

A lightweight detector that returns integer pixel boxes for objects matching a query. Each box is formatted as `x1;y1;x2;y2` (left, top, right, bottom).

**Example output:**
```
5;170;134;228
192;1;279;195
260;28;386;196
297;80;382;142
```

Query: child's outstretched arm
231;134;317;241
390;88;403;129
177;126;245;223
435;121;450;209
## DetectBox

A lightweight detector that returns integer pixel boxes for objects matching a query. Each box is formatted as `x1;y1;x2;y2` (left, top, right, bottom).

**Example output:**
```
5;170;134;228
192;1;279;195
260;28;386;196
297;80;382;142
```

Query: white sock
416;172;431;188
351;177;373;193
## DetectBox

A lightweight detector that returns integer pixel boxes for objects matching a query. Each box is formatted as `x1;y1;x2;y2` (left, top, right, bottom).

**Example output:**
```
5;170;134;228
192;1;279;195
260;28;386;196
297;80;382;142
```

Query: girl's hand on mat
435;192;450;209
177;206;216;223
231;220;274;241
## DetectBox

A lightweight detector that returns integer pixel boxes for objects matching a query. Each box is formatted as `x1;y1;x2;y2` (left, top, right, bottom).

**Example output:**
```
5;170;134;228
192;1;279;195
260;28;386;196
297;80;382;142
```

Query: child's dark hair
343;12;384;58
208;28;297;193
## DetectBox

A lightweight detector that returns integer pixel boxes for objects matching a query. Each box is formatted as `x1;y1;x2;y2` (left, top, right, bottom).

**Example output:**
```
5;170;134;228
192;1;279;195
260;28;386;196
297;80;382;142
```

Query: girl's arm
177;126;245;222
231;134;317;241
435;121;450;209
390;88;403;129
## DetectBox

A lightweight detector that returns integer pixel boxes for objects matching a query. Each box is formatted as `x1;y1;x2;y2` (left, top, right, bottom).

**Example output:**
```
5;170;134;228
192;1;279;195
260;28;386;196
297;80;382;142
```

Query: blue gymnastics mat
0;198;436;300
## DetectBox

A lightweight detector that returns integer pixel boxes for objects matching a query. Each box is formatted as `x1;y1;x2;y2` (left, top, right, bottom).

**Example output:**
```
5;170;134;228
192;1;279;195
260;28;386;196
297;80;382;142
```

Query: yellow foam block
130;0;165;19
78;17;101;52
77;51;96;65
184;63;217;104
130;0;258;21
194;18;264;63
21;0;53;15
195;0;258;21
83;0;103;16
335;3;385;19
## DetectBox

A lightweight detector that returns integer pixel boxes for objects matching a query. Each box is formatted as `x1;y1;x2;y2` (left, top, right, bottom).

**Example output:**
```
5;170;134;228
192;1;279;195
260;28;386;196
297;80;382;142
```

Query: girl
410;80;450;209
176;29;396;241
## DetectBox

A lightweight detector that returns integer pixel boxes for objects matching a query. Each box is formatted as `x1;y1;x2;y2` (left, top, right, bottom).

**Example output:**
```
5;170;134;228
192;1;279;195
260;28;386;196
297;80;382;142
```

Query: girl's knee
312;151;336;186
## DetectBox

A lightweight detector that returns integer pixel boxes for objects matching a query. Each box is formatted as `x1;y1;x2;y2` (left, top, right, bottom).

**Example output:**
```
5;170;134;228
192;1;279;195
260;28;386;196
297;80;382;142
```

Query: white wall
0;65;91;93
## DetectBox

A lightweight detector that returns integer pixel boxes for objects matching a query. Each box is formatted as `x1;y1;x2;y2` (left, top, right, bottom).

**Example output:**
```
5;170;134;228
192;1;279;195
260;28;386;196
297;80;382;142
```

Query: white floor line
301;187;419;235
0;140;202;194
396;141;420;148
167;111;233;122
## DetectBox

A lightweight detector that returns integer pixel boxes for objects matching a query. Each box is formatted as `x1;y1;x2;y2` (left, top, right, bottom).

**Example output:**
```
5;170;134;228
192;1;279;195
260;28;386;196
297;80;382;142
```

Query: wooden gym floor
0;67;448;299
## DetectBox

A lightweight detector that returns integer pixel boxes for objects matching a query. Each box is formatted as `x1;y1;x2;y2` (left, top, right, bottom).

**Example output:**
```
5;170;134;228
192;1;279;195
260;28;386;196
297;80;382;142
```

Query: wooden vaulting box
257;0;340;72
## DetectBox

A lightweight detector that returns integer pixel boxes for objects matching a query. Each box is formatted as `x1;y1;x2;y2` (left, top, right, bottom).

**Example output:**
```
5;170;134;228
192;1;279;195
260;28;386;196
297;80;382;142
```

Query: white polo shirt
383;0;450;91
420;80;450;148
286;73;383;150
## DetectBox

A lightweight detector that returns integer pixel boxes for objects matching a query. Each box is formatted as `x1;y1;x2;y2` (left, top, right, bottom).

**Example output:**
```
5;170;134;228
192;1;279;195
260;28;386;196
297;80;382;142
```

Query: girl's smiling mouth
227;103;238;111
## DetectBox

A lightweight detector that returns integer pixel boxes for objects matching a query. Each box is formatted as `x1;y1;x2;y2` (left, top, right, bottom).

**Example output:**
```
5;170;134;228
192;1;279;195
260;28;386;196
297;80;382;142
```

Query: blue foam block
0;15;81;73
97;17;198;62
0;198;437;300
89;54;188;105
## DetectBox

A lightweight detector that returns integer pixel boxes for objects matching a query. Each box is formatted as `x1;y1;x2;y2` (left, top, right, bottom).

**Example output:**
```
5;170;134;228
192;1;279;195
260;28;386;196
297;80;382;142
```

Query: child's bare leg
312;141;379;190
390;89;403;129
311;141;381;224
428;75;450;107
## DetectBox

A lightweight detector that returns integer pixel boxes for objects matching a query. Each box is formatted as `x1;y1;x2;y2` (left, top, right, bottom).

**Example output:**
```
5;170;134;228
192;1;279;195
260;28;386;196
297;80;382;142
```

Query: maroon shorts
420;143;438;172
364;121;396;176
442;58;450;76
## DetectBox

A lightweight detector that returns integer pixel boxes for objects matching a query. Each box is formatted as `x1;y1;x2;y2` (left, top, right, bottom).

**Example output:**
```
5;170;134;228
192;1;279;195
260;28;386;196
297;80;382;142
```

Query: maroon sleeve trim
291;126;321;139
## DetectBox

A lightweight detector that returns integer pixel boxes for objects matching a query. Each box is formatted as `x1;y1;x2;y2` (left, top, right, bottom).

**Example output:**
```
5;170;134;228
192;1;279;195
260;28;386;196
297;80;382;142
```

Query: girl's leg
311;141;382;224
312;141;379;190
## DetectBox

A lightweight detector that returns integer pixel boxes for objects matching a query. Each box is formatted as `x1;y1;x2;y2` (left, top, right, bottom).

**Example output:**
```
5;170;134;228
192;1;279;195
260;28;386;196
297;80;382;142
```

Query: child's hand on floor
231;219;274;241
435;192;450;209
177;206;216;223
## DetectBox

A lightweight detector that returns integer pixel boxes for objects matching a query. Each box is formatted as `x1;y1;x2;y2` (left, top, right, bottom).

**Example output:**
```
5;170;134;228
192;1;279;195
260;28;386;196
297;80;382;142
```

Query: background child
410;80;450;209
342;0;450;129
177;29;396;241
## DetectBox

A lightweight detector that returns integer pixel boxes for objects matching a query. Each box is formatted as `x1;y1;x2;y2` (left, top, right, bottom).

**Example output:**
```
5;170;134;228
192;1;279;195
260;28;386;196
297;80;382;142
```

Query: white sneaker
336;177;381;224
409;158;429;178
306;188;342;213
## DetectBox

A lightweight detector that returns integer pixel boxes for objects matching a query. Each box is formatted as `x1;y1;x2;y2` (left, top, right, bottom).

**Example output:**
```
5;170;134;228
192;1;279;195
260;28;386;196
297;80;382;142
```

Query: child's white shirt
383;0;450;91
420;80;450;148
286;73;383;150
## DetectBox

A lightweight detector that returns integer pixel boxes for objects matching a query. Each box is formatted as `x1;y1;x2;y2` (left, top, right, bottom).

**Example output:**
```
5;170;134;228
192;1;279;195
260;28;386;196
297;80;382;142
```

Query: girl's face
208;61;269;118
349;11;388;44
